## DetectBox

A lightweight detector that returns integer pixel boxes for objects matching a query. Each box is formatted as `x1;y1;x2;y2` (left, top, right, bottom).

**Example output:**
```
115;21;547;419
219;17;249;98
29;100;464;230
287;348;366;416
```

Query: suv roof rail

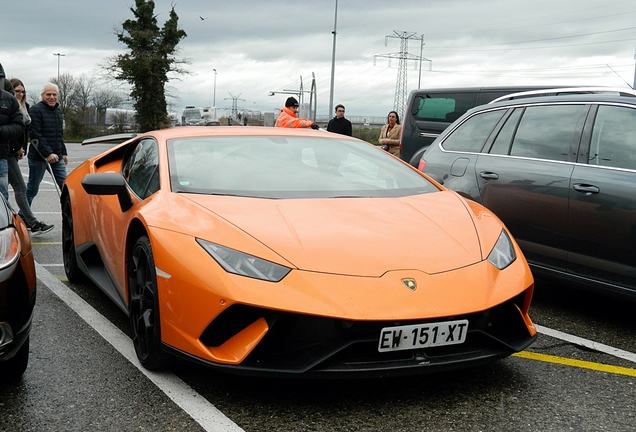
489;87;636;104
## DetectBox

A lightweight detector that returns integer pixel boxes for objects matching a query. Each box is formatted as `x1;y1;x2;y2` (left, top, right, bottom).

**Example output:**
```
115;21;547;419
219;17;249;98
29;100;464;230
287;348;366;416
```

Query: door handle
572;184;600;195
479;172;499;180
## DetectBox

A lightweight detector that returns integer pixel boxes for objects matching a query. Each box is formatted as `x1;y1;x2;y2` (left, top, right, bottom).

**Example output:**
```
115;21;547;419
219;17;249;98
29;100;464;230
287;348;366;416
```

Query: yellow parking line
30;241;62;245
514;351;636;377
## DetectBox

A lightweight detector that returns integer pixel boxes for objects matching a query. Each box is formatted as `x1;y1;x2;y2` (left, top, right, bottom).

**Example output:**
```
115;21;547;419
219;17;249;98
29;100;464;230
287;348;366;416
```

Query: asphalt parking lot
1;143;635;432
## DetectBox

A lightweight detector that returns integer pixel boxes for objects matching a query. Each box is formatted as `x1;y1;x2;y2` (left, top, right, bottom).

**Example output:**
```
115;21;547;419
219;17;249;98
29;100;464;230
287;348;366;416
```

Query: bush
353;127;381;145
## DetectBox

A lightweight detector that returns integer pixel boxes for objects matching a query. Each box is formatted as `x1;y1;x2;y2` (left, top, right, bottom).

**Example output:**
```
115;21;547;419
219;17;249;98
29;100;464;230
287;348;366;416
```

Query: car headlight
197;239;291;282
487;230;516;270
0;227;20;269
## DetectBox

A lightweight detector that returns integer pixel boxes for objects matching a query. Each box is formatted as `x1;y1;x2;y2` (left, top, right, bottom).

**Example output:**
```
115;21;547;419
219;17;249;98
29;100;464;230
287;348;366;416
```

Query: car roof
489;86;636;104
476;92;636;112
148;126;353;140
409;85;556;93
83;126;361;146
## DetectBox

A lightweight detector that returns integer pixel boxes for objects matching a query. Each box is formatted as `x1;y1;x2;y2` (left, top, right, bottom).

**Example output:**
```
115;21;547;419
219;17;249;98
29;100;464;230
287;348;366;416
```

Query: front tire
62;194;87;283
0;337;29;381
128;236;173;370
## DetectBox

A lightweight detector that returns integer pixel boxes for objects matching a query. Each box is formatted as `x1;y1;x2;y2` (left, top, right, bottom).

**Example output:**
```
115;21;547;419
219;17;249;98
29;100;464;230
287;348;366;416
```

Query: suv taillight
417;159;427;171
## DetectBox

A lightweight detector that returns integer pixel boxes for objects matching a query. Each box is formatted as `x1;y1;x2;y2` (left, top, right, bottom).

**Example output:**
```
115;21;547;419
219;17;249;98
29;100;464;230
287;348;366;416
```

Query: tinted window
122;138;160;199
441;110;505;152
509;105;583;161
589;105;636;170
412;92;478;122
490;108;523;155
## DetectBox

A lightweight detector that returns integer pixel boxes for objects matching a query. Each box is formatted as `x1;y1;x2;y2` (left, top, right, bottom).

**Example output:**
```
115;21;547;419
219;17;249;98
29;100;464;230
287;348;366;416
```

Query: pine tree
113;0;187;131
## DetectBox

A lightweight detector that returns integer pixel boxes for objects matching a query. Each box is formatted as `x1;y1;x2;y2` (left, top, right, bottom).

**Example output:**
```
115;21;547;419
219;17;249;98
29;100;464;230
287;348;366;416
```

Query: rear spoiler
82;133;138;145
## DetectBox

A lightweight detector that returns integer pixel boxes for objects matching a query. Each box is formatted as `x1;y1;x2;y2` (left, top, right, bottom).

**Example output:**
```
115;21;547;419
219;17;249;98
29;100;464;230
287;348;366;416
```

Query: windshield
184;111;201;119
167;136;438;199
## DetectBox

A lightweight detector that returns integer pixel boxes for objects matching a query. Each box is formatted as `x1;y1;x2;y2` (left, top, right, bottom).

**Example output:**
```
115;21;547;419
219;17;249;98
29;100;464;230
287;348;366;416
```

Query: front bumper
166;289;535;379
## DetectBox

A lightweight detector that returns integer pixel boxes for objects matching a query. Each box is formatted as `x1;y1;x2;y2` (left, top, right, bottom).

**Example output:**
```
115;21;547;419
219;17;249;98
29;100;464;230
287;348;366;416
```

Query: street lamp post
53;53;65;81
328;0;338;117
213;69;217;107
269;73;317;121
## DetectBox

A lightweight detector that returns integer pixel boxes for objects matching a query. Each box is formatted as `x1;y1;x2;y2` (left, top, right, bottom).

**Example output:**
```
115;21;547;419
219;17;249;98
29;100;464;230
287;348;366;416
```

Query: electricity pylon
224;93;245;119
374;31;431;119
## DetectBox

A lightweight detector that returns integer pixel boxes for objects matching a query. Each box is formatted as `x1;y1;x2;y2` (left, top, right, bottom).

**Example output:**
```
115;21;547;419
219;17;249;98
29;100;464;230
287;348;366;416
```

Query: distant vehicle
104;109;177;130
67;126;536;377
0;196;37;381
105;108;137;132
181;106;219;126
400;86;557;166
419;87;636;300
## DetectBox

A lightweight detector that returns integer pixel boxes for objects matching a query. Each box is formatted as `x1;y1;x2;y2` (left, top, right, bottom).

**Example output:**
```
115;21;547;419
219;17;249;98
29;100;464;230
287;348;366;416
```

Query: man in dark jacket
26;82;67;206
326;104;352;136
0;64;24;200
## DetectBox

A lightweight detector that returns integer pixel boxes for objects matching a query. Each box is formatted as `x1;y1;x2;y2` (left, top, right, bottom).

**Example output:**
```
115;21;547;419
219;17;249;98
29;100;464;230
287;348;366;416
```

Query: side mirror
82;173;133;212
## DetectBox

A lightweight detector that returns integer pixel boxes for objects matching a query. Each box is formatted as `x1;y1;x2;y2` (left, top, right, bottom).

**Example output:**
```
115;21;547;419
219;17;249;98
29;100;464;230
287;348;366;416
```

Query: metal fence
315;115;386;127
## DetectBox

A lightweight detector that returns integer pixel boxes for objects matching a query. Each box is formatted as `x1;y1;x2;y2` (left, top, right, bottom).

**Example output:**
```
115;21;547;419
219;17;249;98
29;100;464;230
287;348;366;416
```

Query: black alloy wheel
128;236;173;370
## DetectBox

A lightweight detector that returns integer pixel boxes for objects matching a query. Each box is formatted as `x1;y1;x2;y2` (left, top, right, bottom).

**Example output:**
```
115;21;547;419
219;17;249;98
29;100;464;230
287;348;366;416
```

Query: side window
509;105;584;162
589;105;636;170
490;108;523;155
122;138;160;199
412;92;478;122
441;110;505;153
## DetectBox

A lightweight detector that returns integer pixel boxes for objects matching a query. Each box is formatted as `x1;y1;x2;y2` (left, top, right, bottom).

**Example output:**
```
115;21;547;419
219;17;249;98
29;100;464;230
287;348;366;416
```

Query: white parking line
536;324;636;363
35;262;245;432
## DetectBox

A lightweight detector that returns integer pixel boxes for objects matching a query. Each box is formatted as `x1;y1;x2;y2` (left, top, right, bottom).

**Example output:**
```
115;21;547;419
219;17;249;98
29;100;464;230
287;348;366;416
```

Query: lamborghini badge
402;278;417;291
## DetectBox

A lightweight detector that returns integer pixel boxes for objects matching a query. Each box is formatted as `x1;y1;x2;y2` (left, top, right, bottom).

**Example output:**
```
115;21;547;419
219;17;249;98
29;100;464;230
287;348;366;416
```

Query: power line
374;31;430;119
425;37;635;52
427;26;636;50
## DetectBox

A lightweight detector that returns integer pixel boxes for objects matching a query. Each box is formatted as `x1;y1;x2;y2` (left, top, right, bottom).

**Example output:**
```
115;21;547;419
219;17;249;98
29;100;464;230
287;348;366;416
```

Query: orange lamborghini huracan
64;126;536;378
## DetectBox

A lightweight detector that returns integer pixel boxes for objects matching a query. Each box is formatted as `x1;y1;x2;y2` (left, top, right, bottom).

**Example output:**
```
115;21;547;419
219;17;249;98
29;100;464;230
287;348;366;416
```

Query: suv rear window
590;105;636;170
508;105;584;161
412;93;478;122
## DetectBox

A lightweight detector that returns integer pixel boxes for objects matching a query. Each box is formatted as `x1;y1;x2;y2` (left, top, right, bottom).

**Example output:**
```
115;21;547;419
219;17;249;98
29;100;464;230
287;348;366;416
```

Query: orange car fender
14;215;36;294
63;165;92;246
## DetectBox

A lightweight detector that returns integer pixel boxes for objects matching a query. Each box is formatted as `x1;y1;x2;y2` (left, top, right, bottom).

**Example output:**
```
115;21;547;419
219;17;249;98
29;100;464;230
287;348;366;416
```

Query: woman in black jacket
8;79;53;234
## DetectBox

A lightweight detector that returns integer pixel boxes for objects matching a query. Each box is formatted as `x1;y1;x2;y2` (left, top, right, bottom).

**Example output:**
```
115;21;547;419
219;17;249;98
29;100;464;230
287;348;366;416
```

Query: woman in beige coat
378;111;402;156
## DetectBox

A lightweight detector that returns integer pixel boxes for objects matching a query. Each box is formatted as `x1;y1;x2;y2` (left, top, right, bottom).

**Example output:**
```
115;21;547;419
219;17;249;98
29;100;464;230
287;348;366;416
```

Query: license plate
378;319;469;352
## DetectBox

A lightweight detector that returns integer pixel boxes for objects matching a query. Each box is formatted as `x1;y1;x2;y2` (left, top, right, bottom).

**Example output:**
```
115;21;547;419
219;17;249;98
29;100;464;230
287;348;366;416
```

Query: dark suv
419;87;636;299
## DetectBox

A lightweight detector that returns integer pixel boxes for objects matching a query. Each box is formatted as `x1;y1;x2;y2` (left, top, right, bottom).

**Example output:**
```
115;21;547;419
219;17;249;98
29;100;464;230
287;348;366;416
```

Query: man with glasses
275;97;319;129
327;104;352;136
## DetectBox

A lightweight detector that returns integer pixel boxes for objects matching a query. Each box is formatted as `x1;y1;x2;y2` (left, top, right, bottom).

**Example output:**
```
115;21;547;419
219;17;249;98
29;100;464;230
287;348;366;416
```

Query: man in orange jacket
275;97;319;129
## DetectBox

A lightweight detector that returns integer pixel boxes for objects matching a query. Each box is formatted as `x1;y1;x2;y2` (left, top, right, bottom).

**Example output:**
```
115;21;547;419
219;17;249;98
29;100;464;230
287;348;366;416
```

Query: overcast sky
3;0;636;118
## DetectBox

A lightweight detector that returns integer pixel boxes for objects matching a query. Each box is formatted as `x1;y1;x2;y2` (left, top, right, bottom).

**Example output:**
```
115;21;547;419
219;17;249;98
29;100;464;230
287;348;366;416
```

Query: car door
422;108;508;200
568;104;636;292
474;104;588;271
91;137;161;296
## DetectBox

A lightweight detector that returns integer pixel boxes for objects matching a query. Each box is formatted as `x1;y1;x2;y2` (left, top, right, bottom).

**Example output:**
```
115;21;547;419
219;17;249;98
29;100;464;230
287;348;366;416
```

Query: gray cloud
3;0;635;117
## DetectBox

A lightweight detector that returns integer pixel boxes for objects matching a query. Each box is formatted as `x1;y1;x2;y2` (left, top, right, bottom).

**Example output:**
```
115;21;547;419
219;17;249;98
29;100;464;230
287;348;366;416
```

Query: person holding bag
378;111;402;156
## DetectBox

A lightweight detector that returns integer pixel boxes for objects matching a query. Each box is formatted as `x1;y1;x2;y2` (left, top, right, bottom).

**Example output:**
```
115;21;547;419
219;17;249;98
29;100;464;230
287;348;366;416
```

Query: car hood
183;191;482;277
